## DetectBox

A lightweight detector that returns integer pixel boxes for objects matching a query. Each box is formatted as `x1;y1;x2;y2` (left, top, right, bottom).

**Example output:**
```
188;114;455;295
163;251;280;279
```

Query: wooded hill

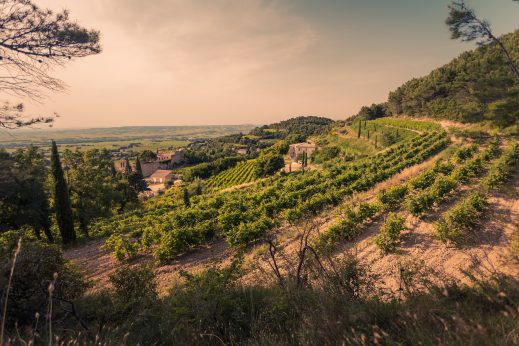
364;30;519;130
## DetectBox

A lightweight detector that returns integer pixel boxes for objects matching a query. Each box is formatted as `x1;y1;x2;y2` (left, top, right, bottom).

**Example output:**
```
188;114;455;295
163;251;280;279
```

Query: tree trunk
42;225;54;243
495;38;519;82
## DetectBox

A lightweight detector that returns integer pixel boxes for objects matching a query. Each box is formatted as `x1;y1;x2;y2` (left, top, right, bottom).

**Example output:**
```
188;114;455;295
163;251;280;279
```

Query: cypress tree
375;136;378;149
183;187;190;207
357;122;361;138
50;140;76;244
124;157;132;175
110;161;118;177
135;157;143;175
367;130;370;140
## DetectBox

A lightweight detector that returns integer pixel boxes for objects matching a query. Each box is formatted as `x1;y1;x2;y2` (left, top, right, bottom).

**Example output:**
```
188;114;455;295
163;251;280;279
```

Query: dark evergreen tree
0;146;54;242
135;157;143;175
357;122;362;138
127;171;149;194
183;188;191;207
50;140;76;244
124;157;132;175
110;162;117;177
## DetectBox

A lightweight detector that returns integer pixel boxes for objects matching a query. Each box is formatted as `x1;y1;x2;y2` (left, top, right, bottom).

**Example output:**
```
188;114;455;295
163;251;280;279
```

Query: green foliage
482;142;519;189
371;117;442;131
127;170;149;193
205;160;257;190
249;116;334;139
51;140;76;244
354;103;388;120
310;146;341;164
409;168;438;190
254;152;284;178
0;237;89;325
319;202;381;248
182;187;190;206
378;184;409;210
485;87;519;127
103;233;139;262
407;176;457;217
435;191;488;244
134;156;143;174
9;257;519;345
350;118;420;149
387;29;519;128
374;212;406;252
109;264;157;311
139;150;157;162
62;148;138;233
91;131;450;259
453;144;478;162
405;144;497;217
0;146;53;241
183;156;244;181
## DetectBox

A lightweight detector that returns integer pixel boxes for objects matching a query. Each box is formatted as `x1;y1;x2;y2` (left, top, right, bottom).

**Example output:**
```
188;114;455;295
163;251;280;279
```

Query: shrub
378;184;408;210
409;168;438;190
374;213;406;252
435;192;488;245
109;264;157;311
0;237;89;326
482;142;519;190
103;233;139;262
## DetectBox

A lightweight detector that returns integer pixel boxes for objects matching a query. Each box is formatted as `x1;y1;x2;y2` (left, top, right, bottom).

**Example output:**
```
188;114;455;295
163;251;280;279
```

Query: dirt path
64;238;233;295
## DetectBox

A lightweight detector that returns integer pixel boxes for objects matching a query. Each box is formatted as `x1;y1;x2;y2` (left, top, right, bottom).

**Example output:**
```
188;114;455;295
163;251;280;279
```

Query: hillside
3;2;519;344
3;115;519;344
381;30;519;130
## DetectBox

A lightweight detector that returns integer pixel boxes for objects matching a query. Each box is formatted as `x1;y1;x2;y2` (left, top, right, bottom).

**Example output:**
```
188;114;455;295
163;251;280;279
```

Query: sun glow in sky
8;0;519;128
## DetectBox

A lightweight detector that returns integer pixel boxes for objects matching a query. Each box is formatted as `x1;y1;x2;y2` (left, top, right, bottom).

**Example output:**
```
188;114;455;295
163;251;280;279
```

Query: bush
254;153;285;177
0;237;89;326
378;184;408;210
482;142;519;190
109;264;157;311
374;212;406;252
103;233;139;262
435;192;488;245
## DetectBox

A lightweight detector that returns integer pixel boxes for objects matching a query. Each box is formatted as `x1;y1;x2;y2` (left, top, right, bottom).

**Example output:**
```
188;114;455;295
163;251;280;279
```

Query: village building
117;149;185;178
235;148;248;155
288;142;317;162
148;170;174;184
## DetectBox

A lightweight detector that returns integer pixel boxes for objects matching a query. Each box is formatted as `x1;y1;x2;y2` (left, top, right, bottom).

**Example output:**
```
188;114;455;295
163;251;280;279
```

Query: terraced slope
205;160;256;190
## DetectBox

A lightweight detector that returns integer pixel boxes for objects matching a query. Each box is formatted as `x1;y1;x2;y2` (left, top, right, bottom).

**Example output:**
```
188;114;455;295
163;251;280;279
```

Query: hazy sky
7;0;519;128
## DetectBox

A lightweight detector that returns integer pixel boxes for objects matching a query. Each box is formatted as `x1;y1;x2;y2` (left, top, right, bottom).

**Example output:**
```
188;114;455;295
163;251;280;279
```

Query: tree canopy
387;29;519;129
0;0;101;128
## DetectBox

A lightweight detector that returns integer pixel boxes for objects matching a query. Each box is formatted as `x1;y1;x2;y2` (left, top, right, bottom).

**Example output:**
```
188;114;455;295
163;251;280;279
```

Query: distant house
148;170;174;184
117;149;185;178
288;142;316;162
235;148;248;155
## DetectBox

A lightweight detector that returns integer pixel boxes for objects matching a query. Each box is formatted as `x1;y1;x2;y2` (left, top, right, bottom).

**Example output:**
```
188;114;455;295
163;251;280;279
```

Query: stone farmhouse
118;149;185;178
288;142;316;162
148;170;174;184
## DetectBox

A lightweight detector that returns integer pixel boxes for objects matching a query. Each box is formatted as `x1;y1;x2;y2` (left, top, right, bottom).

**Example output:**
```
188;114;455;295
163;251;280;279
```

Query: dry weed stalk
0;238;22;344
